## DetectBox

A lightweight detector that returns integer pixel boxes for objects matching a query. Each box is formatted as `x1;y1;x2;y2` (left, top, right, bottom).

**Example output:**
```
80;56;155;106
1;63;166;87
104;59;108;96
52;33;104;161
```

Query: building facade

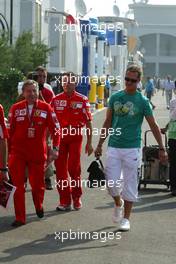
0;0;78;73
129;2;176;78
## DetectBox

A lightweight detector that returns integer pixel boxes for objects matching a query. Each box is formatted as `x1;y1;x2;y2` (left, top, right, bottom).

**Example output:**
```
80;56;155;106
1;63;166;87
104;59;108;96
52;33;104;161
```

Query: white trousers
165;90;172;108
105;147;141;202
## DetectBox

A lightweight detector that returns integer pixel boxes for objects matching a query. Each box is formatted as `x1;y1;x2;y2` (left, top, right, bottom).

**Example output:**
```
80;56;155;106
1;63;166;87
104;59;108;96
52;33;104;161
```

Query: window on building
139;34;156;56
144;63;155;77
159;34;176;57
159;63;176;79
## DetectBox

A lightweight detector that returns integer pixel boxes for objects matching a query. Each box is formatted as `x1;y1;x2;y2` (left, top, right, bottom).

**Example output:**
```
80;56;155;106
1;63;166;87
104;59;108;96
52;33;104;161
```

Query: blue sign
89;17;99;36
106;29;115;45
98;30;106;41
78;19;90;96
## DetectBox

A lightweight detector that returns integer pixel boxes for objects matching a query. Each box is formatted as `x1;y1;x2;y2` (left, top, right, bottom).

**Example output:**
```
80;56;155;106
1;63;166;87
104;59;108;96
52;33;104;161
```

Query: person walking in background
34;66;55;104
8;80;60;227
144;77;155;109
104;75;111;106
52;72;93;211
34;66;55;190
163;75;175;109
156;77;161;92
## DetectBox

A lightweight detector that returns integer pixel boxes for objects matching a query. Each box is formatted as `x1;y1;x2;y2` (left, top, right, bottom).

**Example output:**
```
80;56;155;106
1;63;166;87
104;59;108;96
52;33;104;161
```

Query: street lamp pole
0;12;9;35
10;0;13;44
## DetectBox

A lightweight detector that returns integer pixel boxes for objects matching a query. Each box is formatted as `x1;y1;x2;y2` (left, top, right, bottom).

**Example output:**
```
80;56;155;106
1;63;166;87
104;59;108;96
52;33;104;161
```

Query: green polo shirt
108;90;153;148
168;121;176;139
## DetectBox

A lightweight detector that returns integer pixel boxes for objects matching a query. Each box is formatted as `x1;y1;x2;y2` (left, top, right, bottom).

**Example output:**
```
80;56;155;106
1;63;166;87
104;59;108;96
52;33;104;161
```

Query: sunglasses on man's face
125;77;138;83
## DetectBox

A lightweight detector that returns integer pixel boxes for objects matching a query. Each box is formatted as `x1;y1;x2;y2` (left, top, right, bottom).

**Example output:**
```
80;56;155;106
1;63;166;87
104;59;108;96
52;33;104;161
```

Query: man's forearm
0;139;8;168
150;123;165;149
97;119;111;146
86;121;93;144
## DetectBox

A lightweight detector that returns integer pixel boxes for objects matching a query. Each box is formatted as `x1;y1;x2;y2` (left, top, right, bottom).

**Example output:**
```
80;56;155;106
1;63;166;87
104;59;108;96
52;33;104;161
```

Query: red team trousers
8;155;45;223
55;133;83;206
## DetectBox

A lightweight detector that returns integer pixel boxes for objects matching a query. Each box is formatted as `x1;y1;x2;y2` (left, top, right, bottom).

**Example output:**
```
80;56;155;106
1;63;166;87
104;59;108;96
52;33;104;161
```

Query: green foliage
11;32;34;74
0;31;52;115
0;33;12;71
0;31;52;75
11;31;52;75
32;42;52;70
0;69;24;116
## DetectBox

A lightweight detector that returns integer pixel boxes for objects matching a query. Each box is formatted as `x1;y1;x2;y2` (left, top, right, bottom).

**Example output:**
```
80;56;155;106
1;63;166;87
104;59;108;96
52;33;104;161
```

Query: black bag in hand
87;158;106;188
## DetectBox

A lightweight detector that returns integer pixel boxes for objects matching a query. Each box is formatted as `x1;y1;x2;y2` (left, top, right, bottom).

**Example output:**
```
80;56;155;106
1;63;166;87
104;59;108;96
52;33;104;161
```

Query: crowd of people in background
135;74;176;111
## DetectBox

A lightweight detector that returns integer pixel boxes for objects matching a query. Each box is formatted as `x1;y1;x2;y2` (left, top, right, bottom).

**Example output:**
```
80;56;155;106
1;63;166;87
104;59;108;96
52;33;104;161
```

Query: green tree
0;68;24;116
0;31;52;114
12;31;52;75
0;34;12;71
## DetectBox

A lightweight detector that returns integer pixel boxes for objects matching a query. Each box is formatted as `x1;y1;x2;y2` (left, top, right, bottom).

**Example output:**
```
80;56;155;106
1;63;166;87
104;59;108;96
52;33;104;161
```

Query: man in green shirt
95;65;168;231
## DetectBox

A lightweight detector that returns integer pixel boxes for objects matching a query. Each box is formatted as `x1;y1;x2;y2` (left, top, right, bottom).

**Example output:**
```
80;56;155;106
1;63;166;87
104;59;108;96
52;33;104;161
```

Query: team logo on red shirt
19;109;27;116
54;100;67;107
70;102;83;109
70;102;77;109
34;110;41;116
60;100;67;107
15;109;20;117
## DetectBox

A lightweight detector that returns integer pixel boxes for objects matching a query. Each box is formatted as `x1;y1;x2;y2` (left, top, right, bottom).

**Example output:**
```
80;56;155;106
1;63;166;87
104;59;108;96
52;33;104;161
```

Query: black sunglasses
125;77;138;83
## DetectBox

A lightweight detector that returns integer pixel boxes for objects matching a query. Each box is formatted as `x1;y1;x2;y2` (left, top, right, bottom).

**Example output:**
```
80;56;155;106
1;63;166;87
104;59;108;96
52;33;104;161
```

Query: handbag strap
96;158;104;170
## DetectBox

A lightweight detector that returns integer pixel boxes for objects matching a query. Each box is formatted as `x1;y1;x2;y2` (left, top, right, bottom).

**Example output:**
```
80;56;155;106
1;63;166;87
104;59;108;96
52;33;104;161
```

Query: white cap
17;81;24;95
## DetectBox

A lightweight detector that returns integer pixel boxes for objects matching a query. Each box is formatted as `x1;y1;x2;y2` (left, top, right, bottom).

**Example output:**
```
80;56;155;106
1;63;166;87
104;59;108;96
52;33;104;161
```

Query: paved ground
0;90;176;264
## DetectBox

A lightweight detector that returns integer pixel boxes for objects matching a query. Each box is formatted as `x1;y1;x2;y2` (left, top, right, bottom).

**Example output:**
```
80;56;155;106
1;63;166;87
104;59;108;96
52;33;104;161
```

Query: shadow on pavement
0;227;119;262
0;209;74;234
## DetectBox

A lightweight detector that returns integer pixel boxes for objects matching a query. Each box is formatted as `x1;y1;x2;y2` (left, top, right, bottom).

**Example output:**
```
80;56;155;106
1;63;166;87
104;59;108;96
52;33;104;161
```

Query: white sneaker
112;199;124;223
119;218;130;231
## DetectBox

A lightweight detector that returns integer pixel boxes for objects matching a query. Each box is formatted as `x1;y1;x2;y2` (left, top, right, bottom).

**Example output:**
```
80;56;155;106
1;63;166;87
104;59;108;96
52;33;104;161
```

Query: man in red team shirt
52;72;93;211
34;66;55;190
8;80;60;227
34;66;55;104
0;104;8;184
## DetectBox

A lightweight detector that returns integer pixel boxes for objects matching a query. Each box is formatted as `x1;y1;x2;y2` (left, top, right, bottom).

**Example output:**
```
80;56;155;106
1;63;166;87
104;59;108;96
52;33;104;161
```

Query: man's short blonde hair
126;65;142;79
22;80;39;92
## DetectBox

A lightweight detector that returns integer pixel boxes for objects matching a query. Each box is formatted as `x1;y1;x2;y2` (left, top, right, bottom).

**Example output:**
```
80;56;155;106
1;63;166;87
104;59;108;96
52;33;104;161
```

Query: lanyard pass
28;127;35;138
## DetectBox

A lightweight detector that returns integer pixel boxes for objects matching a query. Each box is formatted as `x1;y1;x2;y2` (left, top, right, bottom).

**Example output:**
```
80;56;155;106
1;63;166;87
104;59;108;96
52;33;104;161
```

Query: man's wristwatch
159;148;166;151
53;146;59;151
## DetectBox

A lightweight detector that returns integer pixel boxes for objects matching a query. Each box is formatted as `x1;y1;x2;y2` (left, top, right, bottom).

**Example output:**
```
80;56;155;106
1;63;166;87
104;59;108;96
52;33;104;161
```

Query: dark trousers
168;139;176;191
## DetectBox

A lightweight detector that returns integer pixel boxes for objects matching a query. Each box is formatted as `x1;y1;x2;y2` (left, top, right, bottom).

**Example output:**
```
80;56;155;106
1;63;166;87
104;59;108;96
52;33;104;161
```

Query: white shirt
163;80;175;91
28;105;34;116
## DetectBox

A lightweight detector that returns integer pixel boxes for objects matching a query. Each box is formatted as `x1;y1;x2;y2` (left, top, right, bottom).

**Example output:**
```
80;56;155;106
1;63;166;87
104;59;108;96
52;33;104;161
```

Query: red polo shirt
52;91;92;128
